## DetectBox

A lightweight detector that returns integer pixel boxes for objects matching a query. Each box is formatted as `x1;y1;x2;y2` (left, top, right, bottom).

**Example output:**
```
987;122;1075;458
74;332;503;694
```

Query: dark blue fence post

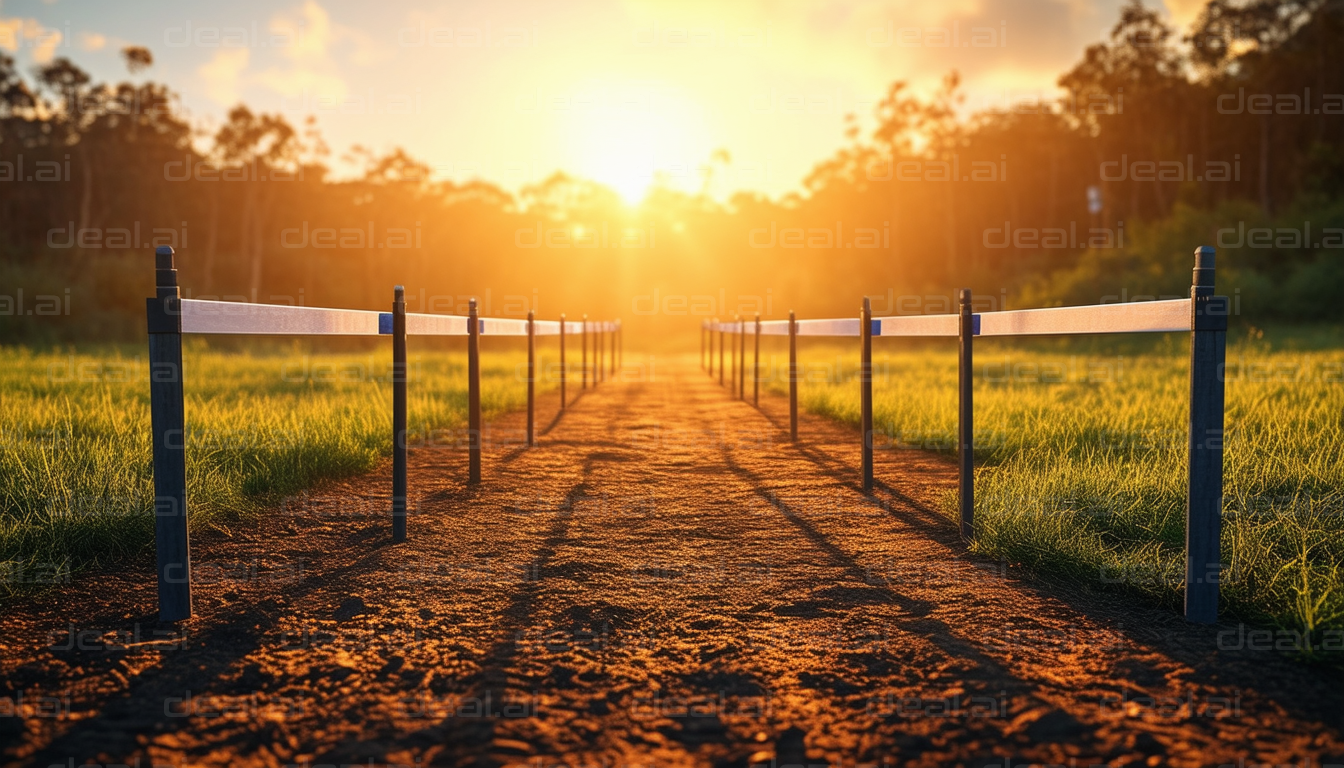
582;314;589;391
788;310;798;441
861;296;874;492
753;313;761;406
527;310;535;447
958;288;974;542
468;298;481;484
559;313;567;409
730;314;738;395
146;245;191;621
738;317;746;400
392;286;407;542
1186;245;1228;624
718;318;724;386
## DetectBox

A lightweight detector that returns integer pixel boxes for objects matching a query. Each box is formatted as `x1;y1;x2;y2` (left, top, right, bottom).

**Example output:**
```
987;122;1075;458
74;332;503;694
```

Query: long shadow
429;453;603;763
27;531;396;765
710;446;1088;744
722;382;1344;734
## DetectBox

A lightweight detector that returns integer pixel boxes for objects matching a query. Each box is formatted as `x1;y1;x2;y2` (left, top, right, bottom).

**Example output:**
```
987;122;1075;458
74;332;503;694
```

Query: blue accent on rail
379;313;393;334
973;314;981;336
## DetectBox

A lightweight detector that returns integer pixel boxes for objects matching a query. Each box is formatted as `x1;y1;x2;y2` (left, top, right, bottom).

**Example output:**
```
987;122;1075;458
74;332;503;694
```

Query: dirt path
4;355;1344;768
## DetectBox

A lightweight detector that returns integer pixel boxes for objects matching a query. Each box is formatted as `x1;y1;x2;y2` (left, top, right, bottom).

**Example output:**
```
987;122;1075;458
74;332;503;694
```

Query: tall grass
762;328;1344;636
0;341;556;588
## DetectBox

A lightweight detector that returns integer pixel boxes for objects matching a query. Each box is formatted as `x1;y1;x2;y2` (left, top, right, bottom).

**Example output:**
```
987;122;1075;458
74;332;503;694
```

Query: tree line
1;0;1341;342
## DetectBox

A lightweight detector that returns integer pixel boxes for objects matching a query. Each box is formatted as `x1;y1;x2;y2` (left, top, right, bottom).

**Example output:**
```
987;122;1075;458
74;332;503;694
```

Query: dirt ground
4;355;1344;768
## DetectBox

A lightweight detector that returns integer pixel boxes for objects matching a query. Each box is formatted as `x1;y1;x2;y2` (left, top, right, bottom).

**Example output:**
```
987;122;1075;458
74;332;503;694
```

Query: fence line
146;246;620;621
701;246;1229;624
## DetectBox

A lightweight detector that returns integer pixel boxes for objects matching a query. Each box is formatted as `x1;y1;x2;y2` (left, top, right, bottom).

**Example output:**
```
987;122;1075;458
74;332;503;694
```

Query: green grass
0;341;558;590
762;327;1344;641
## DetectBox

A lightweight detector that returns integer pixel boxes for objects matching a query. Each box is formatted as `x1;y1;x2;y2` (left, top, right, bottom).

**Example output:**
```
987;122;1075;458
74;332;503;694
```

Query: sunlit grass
0;341;559;589
761;328;1344;638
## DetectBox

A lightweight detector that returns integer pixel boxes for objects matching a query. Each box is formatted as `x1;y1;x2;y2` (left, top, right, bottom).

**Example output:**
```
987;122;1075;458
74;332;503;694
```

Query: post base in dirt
958;289;974;542
468;298;481;484
1185;245;1227;624
147;246;191;622
392;286;407;542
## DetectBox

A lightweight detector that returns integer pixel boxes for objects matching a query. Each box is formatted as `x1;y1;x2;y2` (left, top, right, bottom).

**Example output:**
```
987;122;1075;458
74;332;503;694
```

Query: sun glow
565;82;707;205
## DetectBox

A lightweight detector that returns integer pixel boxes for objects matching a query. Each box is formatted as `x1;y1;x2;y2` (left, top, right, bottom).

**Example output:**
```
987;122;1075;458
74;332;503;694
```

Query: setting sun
564;80;710;204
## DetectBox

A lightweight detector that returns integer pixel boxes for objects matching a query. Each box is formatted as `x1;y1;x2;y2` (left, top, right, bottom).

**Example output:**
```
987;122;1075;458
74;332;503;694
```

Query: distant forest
2;0;1343;342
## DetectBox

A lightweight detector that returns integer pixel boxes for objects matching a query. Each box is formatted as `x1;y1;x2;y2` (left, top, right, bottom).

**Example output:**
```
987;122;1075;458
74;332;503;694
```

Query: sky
0;0;1206;202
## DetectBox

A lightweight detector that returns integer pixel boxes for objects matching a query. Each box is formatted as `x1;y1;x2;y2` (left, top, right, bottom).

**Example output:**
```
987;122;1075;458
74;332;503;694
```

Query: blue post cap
1193;246;1216;290
1194;245;1216;269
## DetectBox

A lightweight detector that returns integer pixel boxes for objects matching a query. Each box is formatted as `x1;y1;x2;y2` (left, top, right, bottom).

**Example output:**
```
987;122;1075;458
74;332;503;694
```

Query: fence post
146;245;191;622
1186;245;1228;624
598;323;605;384
861;297;874;492
753;313;761;406
701;321;706;371
392;286;407;542
788;310;798;442
611;321;617;377
582;314;589;390
730;314;738;394
618;319;622;370
468;298;481;485
718;319;724;386
958;288;974;542
527;310;535;447
738;318;746;400
559;313;567;410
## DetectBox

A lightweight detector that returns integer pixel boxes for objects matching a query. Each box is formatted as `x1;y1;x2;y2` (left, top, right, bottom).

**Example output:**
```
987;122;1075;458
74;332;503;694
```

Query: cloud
78;32;105;51
0;16;64;63
200;47;250;105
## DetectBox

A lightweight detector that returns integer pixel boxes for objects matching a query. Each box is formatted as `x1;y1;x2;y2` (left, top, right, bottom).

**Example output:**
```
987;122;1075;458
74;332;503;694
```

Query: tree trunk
1259;114;1272;215
240;182;256;301
77;145;93;251
203;185;219;292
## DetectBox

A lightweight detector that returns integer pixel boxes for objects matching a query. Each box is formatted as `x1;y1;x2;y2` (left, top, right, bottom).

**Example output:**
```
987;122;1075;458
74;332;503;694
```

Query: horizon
0;0;1201;203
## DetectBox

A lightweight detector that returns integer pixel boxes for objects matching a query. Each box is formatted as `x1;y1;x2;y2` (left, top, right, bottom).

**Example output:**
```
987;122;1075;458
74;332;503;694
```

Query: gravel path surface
3;355;1343;768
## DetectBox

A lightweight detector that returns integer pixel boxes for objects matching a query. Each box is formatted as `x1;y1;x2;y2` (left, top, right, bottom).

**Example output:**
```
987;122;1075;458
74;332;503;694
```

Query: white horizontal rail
534;320;562;336
480;317;528;336
713;299;1193;339
795;318;862;337
180;299;383;336
978;298;1191;336
877;315;960;337
401;313;468;336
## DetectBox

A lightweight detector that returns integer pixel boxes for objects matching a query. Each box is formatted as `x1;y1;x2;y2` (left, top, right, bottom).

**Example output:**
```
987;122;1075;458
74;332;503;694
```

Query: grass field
760;326;1344;641
0;341;558;590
